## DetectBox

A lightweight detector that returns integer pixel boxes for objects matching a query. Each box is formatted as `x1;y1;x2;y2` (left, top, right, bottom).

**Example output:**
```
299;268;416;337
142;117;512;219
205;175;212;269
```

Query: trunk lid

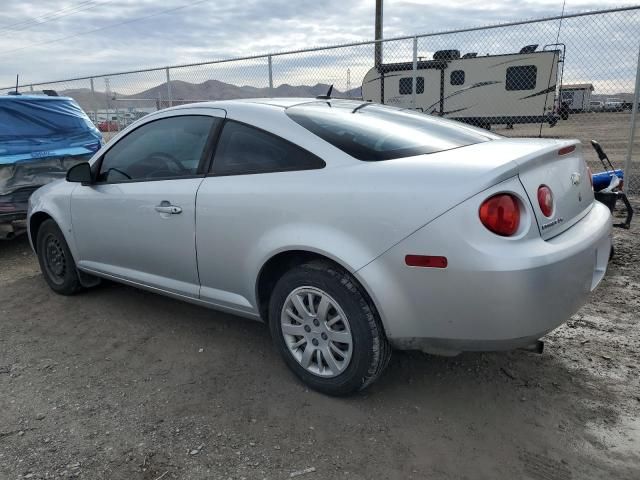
514;140;593;240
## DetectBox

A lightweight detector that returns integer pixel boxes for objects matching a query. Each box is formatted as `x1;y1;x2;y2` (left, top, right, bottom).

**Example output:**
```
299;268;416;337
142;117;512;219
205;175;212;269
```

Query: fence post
412;36;418;110
166;68;172;107
104;78;111;134
624;44;640;193
268;55;274;96
90;78;96;125
29;85;34;92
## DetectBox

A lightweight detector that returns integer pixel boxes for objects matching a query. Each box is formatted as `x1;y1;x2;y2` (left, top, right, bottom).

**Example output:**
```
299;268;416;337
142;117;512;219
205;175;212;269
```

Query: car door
195;120;326;313
71;110;224;298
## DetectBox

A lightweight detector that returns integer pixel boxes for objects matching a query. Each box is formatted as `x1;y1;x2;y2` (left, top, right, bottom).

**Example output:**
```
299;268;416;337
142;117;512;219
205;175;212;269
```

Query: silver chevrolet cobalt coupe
28;99;612;395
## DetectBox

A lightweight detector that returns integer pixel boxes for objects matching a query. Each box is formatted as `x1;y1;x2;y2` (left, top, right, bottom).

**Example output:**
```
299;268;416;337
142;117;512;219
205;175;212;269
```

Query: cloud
0;0;637;94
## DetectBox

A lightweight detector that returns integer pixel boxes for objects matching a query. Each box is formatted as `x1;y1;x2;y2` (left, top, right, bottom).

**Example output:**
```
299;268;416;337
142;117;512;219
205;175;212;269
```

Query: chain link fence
2;6;639;191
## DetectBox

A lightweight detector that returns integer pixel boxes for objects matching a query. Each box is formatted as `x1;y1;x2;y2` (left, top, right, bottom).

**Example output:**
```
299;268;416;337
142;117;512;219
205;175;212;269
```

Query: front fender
28;180;78;258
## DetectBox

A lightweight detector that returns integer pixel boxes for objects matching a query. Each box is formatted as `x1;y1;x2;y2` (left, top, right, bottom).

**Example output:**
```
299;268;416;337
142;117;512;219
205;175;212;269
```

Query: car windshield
286;101;496;161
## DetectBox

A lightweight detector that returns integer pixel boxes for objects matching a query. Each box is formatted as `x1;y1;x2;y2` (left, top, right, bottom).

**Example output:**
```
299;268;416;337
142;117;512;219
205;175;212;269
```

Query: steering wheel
142;152;186;177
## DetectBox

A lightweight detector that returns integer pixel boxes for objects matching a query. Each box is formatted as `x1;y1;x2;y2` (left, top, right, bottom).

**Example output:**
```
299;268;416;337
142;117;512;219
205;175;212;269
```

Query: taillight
537;185;554;217
558;145;576;155
479;194;520;236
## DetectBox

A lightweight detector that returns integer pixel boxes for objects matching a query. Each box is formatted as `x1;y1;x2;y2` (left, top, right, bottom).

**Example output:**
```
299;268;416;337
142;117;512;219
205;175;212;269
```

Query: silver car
27;99;612;395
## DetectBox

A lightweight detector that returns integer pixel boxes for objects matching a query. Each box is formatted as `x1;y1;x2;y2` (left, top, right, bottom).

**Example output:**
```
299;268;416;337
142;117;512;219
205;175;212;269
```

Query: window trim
505;65;538;91
92;114;221;185
206;119;326;177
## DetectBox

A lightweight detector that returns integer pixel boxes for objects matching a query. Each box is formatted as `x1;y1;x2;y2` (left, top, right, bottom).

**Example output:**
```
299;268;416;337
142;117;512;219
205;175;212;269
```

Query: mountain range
59;80;362;111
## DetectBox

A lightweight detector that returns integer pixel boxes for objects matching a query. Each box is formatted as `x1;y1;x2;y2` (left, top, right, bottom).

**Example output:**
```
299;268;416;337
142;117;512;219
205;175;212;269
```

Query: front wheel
269;261;391;396
36;219;82;295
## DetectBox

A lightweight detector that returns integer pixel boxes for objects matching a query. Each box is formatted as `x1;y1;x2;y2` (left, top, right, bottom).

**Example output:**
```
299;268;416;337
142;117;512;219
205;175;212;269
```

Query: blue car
0;94;102;233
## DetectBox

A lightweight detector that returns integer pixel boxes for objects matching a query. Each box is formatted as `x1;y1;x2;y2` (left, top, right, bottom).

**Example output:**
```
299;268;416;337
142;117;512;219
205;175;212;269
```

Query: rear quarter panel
194;148;522;312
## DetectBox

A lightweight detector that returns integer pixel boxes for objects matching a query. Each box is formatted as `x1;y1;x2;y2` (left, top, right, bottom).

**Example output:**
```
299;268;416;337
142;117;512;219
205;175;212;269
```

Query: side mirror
66;162;93;184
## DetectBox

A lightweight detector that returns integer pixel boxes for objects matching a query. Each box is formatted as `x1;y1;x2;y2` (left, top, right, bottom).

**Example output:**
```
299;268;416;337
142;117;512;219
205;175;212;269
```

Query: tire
36;219;82;295
269;260;391;396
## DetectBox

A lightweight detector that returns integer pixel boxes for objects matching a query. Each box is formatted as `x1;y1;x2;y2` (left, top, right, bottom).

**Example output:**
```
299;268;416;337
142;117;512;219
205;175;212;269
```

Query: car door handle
155;203;182;214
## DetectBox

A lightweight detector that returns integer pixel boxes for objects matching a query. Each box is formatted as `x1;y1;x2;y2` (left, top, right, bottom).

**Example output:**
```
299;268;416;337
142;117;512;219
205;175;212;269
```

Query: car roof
166;97;368;113
0;94;75;102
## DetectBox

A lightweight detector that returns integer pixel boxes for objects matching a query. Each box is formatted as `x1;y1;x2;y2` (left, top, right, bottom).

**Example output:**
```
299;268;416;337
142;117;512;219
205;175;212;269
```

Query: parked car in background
0;94;102;238
589;100;604;112
97;120;120;132
604;98;624;112
28;99;611;395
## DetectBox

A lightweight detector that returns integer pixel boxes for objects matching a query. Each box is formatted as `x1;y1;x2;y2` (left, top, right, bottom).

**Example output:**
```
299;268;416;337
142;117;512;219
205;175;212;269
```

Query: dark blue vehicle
0;94;102;234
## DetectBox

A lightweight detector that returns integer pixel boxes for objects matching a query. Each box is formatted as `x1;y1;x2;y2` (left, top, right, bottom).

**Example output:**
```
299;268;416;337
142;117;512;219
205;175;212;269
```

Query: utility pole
374;0;383;69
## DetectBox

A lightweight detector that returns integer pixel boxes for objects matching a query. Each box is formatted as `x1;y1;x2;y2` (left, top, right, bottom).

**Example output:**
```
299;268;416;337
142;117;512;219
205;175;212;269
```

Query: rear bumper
0;187;40;223
356;190;612;355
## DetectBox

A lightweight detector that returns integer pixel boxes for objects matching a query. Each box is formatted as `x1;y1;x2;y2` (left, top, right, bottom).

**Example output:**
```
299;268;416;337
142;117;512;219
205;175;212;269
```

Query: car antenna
7;74;21;95
316;84;334;100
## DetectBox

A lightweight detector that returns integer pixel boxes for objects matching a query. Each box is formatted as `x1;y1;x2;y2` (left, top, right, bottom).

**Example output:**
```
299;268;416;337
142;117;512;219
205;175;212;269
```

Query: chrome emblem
571;172;581;185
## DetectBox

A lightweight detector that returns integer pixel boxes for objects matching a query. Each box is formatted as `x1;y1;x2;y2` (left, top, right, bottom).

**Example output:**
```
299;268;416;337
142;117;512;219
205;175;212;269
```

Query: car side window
210;121;325;176
97;115;218;182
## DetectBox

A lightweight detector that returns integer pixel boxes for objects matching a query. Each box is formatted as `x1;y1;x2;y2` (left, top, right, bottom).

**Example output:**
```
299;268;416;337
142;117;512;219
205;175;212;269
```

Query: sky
0;0;638;93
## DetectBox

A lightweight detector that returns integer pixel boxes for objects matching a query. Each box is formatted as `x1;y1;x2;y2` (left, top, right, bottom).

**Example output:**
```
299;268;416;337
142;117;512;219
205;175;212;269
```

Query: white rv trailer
560;83;594;112
362;45;562;129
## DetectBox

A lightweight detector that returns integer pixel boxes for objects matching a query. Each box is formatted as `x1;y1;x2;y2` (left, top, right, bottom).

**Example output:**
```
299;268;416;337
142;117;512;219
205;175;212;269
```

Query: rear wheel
36;219;82;295
269;260;391;396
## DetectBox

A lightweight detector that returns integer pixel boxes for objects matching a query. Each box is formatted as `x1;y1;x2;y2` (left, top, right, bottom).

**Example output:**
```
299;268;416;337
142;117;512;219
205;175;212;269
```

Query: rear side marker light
558;145;576;155
537;185;554;217
479;194;520;236
405;255;448;269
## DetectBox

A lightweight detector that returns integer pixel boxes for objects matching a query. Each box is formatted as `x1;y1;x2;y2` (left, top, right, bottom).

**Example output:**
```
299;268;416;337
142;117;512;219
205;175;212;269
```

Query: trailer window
399;77;424;95
450;70;465;86
506;65;537;91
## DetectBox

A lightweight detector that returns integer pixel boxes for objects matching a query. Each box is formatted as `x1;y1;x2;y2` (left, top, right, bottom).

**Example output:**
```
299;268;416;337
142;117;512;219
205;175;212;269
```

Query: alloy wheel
280;286;353;378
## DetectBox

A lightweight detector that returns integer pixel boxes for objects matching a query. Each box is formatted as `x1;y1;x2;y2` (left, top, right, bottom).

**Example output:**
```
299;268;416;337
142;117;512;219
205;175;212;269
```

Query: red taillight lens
479;194;520;236
558;145;576;155
537;185;554;217
405;255;448;268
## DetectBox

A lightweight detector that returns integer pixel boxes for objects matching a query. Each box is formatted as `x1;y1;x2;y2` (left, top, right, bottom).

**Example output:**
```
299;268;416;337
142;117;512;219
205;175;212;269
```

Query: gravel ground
0;199;638;480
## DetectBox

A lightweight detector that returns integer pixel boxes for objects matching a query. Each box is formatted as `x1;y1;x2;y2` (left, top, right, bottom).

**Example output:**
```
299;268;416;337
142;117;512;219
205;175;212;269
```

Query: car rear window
285;102;494;161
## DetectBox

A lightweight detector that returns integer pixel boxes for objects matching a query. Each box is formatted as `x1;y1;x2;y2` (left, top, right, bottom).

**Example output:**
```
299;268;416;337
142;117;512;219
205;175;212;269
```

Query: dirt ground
0;200;639;480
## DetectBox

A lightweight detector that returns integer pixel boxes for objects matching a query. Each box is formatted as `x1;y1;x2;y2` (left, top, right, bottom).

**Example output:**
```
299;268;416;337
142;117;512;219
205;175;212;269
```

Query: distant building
87;107;156;125
560;84;594;112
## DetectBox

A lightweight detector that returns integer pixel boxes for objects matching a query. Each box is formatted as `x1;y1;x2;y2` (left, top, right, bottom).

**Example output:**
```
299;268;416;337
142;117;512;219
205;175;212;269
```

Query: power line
0;0;211;57
0;1;112;37
0;1;100;34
